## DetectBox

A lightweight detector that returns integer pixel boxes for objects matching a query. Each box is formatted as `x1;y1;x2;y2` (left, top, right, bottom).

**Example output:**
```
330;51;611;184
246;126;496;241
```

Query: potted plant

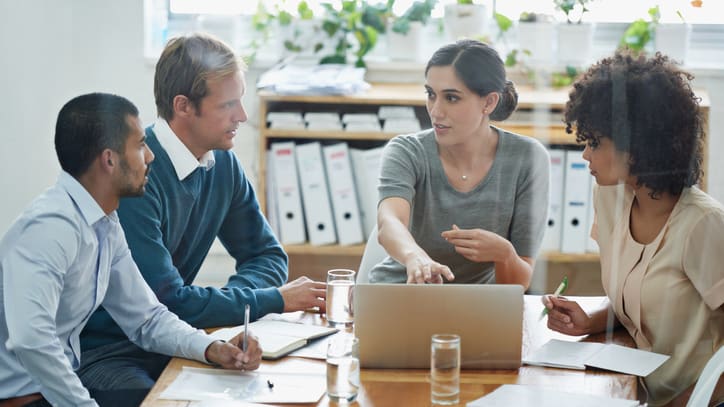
654;9;692;64
388;0;436;61
319;1;384;68
554;0;595;67
516;12;556;67
620;5;660;56
443;0;488;41
493;12;533;85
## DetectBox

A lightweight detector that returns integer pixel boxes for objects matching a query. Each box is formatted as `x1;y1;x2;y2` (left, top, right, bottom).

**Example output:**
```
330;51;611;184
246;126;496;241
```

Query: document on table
523;339;669;377
160;365;326;403
467;384;640;407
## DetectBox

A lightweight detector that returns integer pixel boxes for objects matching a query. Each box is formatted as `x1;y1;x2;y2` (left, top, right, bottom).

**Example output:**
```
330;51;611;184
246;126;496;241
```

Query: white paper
160;366;325;403
467;384;640;407
523;339;669;377
523;339;603;370
587;344;669;377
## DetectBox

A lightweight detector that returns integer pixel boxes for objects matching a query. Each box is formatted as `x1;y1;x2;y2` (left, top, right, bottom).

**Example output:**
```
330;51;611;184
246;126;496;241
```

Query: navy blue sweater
81;128;288;351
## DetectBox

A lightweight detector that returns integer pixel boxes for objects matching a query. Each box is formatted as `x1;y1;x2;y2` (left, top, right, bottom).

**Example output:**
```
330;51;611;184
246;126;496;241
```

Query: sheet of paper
523;339;604;370
586;344;669;377
467;384;640;407
160;366;325;404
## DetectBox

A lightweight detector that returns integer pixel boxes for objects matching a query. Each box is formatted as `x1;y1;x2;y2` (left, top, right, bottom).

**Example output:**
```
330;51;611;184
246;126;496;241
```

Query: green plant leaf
494;13;513;33
298;1;314;20
278;11;292;26
320;54;347;64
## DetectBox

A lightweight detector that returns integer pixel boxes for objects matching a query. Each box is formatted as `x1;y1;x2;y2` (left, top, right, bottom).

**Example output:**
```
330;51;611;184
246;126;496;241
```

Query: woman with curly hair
542;51;724;406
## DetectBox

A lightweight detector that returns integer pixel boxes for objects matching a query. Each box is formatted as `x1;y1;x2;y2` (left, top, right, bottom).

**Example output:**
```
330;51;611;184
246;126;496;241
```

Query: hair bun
490;80;519;121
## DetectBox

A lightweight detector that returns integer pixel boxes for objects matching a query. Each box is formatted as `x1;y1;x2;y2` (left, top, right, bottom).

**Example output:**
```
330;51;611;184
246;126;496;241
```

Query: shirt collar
153;119;216;181
57;171;118;227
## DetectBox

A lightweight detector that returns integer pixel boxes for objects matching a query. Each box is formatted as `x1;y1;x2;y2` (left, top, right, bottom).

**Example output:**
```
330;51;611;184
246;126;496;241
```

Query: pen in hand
540;276;568;320
242;304;250;352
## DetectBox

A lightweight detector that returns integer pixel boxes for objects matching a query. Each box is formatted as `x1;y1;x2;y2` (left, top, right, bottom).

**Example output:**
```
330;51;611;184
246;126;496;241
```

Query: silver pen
242;304;250;352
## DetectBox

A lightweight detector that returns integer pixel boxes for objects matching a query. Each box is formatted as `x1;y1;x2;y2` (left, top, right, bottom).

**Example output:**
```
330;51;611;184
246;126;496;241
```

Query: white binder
323;143;364;245
295;142;337;246
270;142;306;244
560;150;591;254
585;180;599;253
541;148;565;252
265;150;280;239
350;147;384;239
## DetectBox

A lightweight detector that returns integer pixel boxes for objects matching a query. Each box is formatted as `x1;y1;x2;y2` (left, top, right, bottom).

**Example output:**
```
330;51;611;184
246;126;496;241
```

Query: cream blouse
593;184;724;406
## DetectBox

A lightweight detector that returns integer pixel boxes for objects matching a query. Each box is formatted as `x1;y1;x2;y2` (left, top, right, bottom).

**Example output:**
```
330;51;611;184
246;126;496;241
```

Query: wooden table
142;296;637;406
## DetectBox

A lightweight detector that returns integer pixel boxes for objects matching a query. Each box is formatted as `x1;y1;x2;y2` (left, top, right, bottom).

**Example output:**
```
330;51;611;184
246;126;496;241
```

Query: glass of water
431;333;460;405
326;335;360;403
326;269;355;326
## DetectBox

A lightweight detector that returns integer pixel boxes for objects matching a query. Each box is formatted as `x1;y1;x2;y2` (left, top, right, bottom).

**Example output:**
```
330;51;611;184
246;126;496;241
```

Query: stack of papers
305;112;343;131
523;339;669;376
266;112;305;130
257;63;370;95
467;384;640;407
211;320;338;360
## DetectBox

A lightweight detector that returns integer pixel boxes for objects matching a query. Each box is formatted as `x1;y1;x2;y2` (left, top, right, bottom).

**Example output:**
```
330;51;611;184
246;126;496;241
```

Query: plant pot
388;22;423;62
556;22;594;68
517;21;556;66
443;4;487;41
655;23;691;65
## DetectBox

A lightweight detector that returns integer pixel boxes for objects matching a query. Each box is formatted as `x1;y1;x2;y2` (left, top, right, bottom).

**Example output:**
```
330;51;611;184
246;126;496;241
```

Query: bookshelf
257;83;710;285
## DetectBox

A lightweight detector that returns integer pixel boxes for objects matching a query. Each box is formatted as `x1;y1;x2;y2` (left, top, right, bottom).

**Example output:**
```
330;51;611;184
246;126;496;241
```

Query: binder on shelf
323;143;364;245
585;181;599;253
350;147;384;239
560;150;591;254
270;142;306;245
295;142;337;246
378;105;416;120
265;150;280;238
541;148;565;252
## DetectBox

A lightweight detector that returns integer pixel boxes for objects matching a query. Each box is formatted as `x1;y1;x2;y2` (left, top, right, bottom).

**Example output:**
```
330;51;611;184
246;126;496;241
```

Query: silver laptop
354;283;523;369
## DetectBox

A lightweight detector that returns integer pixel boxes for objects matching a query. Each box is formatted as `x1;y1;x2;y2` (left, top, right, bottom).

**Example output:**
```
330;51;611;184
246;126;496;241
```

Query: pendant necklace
461;175;468;181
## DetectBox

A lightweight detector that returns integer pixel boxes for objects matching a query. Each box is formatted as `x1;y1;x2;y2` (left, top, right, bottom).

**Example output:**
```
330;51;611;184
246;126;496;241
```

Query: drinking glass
431;334;460;405
326;335;360;403
326;269;355;326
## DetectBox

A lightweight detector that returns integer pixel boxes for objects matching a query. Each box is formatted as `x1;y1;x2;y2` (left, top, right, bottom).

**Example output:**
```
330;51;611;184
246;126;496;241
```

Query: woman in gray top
370;39;550;288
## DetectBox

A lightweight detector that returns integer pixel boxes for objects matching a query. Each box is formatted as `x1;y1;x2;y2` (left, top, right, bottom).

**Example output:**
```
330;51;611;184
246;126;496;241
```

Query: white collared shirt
153;119;215;180
0;172;214;405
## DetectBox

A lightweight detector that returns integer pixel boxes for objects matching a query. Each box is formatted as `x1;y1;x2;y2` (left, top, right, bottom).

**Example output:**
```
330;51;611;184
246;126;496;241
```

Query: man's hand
279;276;327;313
204;334;262;370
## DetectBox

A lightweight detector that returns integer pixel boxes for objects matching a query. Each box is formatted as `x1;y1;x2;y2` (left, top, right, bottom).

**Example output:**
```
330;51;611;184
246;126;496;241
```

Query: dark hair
155;32;244;121
425;39;518;121
564;51;703;197
55;93;138;177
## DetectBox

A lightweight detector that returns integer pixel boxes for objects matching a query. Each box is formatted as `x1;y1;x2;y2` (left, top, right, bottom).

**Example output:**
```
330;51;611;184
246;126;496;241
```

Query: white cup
431;334;460;405
326;335;360;403
326;269;355;326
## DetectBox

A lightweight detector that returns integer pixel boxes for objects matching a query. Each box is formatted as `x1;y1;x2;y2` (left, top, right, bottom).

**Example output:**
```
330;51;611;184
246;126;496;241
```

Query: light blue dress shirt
0;172;215;405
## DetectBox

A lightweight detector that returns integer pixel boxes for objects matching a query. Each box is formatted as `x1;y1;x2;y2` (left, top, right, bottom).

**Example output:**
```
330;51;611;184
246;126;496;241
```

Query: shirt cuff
703;278;724;310
255;287;285;317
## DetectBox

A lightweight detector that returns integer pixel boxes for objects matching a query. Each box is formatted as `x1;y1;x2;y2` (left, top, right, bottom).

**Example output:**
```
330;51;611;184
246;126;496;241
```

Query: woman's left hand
441;224;507;263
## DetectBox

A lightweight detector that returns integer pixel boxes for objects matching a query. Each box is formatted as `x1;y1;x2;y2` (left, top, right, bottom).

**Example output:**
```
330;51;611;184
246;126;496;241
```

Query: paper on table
523;339;603;370
467;384;640;407
586;343;670;377
160;366;325;404
523;339;669;377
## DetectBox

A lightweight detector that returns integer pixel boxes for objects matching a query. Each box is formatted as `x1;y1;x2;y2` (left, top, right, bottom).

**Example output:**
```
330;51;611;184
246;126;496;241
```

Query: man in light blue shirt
0;93;262;406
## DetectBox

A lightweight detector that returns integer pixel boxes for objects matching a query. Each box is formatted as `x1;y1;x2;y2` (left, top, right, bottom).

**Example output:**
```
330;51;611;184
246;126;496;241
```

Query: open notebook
523;339;669;377
211;320;338;359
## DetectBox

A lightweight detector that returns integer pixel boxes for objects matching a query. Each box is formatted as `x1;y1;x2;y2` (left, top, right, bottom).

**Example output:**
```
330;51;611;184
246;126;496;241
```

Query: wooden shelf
260;83;709;272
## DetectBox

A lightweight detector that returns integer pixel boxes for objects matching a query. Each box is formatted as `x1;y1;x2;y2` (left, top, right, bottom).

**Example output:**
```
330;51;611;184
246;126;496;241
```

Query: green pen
540;276;568;320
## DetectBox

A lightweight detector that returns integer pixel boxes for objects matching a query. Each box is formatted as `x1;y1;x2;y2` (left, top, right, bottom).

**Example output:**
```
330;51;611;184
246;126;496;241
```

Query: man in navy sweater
78;33;326;403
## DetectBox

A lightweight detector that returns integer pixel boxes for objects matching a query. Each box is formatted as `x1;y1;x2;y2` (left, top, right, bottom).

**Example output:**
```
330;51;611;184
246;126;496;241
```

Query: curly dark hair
564;50;704;198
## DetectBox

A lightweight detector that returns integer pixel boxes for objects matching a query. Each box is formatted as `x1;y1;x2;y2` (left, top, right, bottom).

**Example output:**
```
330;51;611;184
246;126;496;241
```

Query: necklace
461;175;468;181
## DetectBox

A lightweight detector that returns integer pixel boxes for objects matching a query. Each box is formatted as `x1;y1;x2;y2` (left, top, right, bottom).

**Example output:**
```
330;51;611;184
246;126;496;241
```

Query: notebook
211;319;338;360
354;283;524;369
523;339;669;376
